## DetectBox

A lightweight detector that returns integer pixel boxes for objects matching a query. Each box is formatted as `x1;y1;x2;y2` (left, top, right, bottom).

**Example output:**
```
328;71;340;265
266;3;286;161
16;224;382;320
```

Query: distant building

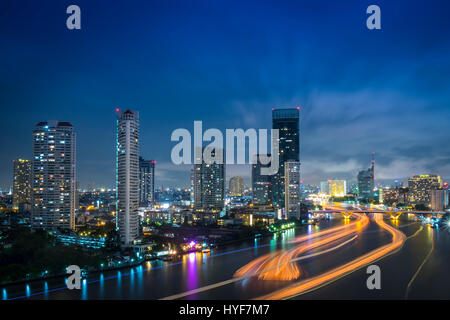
430;189;447;211
284;161;301;219
252;154;273;206
272;108;300;208
322;180;347;197
116;109;140;246
31;121;76;230
193;147;225;212
383;187;409;206
139;157;155;207
408;174;441;206
229;176;244;196
320;181;330;194
357;153;375;203
12;159;32;210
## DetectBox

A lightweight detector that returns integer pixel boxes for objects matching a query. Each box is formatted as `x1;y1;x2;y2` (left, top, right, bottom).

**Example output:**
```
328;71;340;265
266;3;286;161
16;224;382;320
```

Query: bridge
311;209;447;220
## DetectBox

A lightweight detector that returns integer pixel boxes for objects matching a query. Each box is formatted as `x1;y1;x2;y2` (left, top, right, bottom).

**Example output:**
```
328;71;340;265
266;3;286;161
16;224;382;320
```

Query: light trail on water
255;213;407;300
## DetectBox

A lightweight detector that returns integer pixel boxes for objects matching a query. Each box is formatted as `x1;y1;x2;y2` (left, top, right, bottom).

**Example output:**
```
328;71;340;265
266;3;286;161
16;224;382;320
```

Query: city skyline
1;0;450;189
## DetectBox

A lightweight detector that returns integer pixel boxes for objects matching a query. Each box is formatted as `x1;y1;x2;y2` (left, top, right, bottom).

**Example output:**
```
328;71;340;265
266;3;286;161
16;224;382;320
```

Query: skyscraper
357;153;375;203
13;159;32;210
272;108;300;208
139;157;155;207
252;154;273;206
408;174;441;206
31;121;76;230
229;176;244;196
116;109;139;246
193;147;225;212
284;161;301;219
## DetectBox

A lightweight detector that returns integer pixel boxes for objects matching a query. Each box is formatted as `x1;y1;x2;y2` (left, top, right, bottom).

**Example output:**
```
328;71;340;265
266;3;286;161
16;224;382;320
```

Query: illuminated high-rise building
31;121;76;230
357;153;375;203
138;157;155;207
193;147;225;212
272;108;300;208
13;159;32;210
408;174;441;206
252;154;273;206
116;109;139;246
284;161;301;219
229;176;244;196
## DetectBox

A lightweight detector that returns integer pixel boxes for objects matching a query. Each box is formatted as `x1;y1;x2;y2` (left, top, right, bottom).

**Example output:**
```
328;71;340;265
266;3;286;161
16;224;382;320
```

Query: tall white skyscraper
31;121;76;230
116;109;139;246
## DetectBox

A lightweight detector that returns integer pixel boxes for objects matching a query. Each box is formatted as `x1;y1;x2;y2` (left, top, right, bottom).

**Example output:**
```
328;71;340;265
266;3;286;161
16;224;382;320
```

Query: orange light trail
234;212;370;281
255;213;406;299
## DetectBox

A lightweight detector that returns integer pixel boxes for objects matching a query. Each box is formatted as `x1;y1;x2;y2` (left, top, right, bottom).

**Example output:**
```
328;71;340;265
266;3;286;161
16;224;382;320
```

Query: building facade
357;153;375;203
138;157;155;207
408;174;441;206
31;121;76;230
321;179;347;197
284;161;301;219
229;176;244;196
430;189;447;211
252;154;273;206
13;159;32;210
116;110;140;246
272;108;300;208
193;147;225;212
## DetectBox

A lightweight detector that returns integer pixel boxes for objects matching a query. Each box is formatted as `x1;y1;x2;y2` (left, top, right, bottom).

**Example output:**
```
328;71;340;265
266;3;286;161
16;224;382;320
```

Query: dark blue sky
1;0;450;189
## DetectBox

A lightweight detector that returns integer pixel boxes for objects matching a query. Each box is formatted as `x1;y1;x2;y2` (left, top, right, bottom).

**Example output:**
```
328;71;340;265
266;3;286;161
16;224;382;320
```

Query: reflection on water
184;252;199;291
43;282;48;299
129;268;135;297
8;216;441;300
81;279;87;300
99;273;104;299
116;271;122;299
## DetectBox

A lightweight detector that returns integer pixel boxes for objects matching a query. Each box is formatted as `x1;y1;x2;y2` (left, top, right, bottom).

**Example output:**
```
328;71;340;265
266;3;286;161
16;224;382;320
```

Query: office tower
193;147;225;212
357;153;375;203
408;174;441;206
252;154;273;206
284;161;301;219
430;189;446;211
272;107;300;208
116;109;139;246
229;176;244;196
320;181;330;194
12;159;32;210
31;121;76;230
138;157;155;207
328;180;347;197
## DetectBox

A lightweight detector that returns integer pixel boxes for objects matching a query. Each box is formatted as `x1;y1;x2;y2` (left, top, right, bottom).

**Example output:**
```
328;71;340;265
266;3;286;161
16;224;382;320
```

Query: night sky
1;0;450;189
